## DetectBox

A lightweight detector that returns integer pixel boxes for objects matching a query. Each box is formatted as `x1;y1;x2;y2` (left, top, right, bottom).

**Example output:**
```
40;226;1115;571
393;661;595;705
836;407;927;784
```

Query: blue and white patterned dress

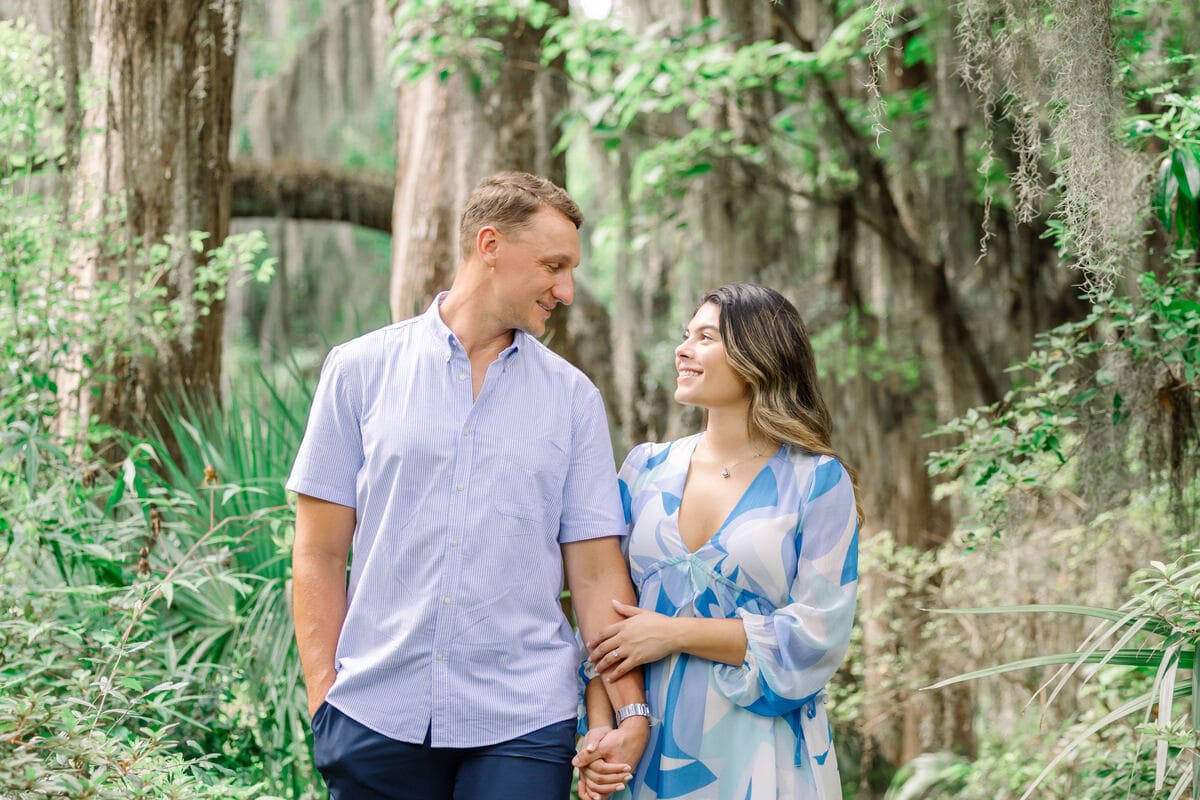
614;434;858;800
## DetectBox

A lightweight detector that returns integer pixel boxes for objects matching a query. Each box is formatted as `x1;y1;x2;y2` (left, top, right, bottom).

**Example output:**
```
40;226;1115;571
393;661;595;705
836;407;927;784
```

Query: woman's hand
574;725;633;800
588;599;676;680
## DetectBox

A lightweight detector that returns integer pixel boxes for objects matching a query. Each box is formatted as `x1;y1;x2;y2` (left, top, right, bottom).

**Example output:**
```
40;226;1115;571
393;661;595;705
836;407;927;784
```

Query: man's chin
517;317;547;337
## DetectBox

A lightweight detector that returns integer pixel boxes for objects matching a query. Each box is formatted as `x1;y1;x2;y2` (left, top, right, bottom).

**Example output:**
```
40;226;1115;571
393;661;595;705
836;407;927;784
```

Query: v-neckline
669;435;781;555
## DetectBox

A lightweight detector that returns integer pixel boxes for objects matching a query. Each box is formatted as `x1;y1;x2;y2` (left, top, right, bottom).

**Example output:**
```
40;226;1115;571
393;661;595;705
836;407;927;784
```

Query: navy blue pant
311;703;576;800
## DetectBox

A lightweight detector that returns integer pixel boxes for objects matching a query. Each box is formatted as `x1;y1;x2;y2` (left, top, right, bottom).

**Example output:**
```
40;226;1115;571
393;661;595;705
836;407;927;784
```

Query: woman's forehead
686;302;721;329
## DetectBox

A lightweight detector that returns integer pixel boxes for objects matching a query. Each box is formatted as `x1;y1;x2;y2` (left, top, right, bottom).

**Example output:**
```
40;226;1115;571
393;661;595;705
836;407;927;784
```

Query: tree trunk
390;0;570;315
387;0;616;402
389;72;461;321
59;0;240;446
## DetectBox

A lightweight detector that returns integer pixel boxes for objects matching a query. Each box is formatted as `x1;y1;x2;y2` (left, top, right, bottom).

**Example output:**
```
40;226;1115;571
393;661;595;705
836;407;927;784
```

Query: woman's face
674;302;750;410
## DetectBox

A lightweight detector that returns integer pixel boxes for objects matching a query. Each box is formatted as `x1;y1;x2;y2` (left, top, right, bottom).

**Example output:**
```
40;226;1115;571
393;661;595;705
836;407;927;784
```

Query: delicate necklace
719;452;764;479
703;437;766;479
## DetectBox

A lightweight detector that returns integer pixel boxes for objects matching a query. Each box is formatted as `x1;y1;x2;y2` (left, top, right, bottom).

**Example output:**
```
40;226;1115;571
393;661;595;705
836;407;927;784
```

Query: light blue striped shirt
286;295;626;747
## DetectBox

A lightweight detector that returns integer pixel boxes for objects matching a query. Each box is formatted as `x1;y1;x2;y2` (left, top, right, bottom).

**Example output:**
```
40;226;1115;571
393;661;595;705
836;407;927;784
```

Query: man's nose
553;270;574;306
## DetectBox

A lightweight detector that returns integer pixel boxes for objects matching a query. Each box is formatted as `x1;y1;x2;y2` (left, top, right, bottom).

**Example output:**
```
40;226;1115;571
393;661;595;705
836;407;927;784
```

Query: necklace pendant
720;467;731;479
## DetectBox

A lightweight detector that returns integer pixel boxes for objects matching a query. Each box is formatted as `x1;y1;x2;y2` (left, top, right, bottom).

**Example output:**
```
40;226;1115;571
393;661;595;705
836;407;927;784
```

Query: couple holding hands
288;172;860;800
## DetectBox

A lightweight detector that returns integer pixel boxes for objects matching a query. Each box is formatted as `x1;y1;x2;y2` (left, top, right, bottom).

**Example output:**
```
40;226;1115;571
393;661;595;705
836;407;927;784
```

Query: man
288;172;649;799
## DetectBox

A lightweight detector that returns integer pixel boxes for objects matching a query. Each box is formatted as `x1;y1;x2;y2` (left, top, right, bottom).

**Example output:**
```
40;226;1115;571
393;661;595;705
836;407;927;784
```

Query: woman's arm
575;671;635;800
711;458;859;714
585;676;616;728
593;457;858;713
589;601;747;680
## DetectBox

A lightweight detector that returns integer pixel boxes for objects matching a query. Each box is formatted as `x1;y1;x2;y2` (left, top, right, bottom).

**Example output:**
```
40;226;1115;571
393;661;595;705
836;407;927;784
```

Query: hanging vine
957;0;1150;292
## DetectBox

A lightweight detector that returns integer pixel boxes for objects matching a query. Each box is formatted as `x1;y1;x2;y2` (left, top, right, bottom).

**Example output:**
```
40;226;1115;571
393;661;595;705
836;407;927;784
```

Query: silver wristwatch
614;702;652;726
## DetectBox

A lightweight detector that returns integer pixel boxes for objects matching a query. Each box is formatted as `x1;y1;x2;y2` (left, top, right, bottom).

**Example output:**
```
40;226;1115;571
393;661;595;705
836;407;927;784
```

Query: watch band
614;702;652;726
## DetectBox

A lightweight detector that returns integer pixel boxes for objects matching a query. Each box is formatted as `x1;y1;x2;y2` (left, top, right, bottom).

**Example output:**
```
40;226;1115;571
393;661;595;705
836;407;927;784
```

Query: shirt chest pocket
491;437;568;535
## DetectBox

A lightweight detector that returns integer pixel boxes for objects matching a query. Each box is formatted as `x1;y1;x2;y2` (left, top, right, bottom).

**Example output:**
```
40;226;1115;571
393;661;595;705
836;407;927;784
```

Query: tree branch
230;159;394;233
772;7;1000;406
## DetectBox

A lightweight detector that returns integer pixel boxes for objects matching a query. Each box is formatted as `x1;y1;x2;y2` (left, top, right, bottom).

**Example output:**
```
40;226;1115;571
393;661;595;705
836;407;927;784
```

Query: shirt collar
422;292;523;364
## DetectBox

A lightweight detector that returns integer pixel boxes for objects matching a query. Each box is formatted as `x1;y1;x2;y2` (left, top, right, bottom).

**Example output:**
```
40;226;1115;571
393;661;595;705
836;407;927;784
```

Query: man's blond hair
459;172;583;260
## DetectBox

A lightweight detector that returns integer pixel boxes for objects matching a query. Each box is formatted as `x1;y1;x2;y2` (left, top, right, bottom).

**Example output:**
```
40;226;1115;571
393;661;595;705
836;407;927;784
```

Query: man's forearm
292;494;354;714
293;549;348;712
574;582;645;710
562;537;648;719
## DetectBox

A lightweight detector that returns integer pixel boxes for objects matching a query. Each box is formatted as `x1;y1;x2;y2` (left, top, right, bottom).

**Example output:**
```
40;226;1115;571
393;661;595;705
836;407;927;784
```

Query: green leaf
930;603;1173;636
931;603;1126;624
902;32;933;68
1171;148;1200;202
925;648;1176;691
1014;686;1188;800
1154;156;1177;229
817;7;873;69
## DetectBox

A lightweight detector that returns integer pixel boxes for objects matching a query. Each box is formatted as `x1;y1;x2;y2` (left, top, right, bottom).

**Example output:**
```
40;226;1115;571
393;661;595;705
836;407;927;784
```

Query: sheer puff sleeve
712;456;859;716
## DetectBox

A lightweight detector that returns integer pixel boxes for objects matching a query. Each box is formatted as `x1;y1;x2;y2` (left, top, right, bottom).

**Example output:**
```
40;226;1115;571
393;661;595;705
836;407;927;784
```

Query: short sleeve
712;457;859;715
285;346;364;508
557;386;627;543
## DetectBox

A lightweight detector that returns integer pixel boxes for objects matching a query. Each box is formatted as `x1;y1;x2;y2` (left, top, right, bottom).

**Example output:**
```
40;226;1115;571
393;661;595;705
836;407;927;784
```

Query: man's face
489;207;580;336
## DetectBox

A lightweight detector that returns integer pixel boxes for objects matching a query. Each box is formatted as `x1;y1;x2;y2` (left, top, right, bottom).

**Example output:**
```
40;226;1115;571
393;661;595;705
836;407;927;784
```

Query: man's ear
477;225;500;267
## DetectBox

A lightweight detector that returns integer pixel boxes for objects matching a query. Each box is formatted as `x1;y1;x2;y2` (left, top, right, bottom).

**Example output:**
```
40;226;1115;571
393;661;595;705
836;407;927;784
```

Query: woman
575;284;860;800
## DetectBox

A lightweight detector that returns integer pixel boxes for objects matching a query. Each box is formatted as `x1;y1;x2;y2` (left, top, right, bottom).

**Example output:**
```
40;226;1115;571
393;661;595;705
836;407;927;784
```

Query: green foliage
0;413;270;797
884;752;970;800
926;17;1200;774
0;20;65;175
811;308;922;390
0;18;308;799
944;714;1168;800
0;19;275;439
389;3;880;212
0;361;312;798
144;369;315;799
929;260;1200;535
545;10;874;209
389;0;560;86
927;555;1200;799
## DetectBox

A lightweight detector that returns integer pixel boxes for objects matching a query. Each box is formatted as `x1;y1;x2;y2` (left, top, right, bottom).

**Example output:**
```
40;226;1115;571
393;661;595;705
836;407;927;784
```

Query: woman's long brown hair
701;283;864;526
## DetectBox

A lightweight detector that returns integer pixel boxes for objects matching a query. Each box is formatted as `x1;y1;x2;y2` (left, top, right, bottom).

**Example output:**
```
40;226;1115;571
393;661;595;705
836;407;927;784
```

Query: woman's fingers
588;630;620;660
582;766;631;795
604;656;634;680
574;744;607;769
611;598;643;616
589;638;624;672
595;644;642;680
585;758;632;776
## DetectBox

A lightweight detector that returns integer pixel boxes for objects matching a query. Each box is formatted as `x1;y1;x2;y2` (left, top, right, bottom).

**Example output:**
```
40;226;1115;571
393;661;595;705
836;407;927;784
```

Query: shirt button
457;374;467;381
456;484;465;493
450;539;459;547
443;596;452;604
463;429;471;437
435;653;444;661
